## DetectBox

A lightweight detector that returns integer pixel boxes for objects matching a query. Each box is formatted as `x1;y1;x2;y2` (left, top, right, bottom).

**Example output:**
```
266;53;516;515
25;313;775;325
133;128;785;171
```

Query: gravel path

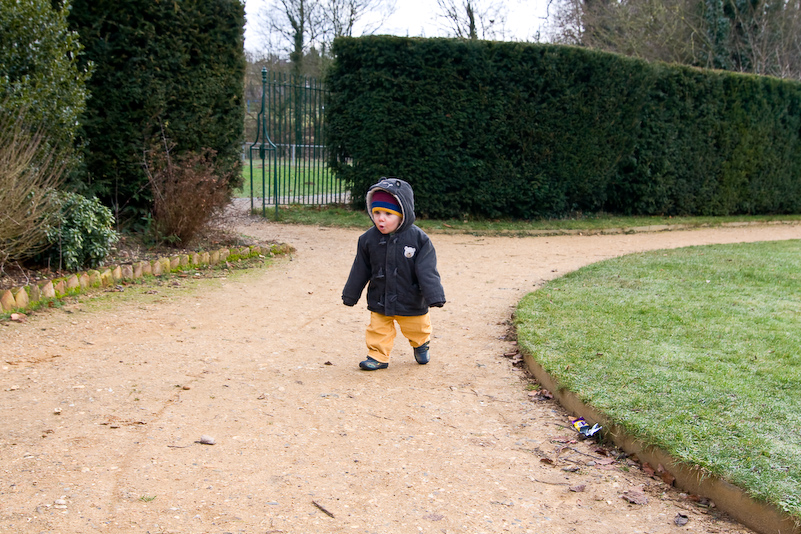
2;209;799;533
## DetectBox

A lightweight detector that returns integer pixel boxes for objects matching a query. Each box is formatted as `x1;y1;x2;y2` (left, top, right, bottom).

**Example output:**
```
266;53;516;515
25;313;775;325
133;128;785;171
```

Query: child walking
342;177;446;370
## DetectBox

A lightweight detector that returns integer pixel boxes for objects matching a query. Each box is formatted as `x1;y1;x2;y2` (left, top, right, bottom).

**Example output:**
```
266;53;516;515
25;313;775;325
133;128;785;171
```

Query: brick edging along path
0;243;289;314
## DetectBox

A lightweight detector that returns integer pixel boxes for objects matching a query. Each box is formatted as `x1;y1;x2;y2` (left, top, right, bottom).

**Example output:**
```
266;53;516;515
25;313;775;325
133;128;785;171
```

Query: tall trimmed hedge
327;36;801;218
68;0;246;223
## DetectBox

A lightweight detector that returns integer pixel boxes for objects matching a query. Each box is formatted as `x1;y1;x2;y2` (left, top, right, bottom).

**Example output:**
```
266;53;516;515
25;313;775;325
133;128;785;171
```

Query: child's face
373;209;402;234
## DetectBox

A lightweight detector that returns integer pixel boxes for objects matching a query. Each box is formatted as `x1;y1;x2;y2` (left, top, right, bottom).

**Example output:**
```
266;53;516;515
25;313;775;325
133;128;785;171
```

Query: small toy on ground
571;417;602;439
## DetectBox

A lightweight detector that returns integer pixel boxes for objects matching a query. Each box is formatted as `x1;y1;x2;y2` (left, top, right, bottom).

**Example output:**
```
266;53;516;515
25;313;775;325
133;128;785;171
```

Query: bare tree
547;0;801;81
321;0;397;39
548;0;707;65
724;0;801;79
254;0;324;77
253;0;396;77
435;0;507;39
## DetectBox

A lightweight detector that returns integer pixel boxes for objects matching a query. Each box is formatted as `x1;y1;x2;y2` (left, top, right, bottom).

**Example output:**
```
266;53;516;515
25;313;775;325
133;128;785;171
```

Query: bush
0;108;64;271
143;136;231;246
0;0;89;175
42;192;119;272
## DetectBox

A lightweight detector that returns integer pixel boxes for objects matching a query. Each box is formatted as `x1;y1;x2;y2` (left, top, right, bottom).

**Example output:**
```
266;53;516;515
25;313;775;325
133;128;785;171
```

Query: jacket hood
365;177;416;232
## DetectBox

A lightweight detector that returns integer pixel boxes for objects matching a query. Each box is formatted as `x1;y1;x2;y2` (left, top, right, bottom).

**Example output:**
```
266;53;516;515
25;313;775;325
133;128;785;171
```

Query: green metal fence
247;68;347;216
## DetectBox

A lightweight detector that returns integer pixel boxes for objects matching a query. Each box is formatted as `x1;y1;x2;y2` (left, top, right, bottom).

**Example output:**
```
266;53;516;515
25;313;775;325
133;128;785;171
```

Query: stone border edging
0;244;287;315
521;352;800;534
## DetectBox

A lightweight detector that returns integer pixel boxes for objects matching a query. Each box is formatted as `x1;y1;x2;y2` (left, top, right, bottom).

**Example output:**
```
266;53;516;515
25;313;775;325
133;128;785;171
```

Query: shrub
143;136;232;246
0;0;89;175
0;108;64;271
42;192;119;272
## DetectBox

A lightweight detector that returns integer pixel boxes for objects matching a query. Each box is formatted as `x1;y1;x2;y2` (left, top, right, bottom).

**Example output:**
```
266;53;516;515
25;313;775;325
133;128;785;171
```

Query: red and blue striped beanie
371;190;402;217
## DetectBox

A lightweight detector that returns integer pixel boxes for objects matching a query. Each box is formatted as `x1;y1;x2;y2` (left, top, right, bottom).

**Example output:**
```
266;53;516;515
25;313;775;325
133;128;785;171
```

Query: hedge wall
326;36;801;219
68;0;246;224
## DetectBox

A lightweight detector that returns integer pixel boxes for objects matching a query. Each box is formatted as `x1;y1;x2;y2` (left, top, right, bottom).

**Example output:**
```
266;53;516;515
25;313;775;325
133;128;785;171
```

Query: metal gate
246;68;347;217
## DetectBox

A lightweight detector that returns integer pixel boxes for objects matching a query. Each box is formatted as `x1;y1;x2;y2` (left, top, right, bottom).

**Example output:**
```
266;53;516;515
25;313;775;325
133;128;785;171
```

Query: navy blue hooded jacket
342;178;445;316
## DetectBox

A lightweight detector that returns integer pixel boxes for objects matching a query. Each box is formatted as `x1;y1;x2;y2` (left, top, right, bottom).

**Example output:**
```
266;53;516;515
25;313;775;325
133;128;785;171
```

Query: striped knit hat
371;190;402;218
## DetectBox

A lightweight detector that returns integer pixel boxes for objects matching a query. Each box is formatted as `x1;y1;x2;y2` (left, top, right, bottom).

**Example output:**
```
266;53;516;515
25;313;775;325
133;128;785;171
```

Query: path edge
0;244;291;316
521;352;800;534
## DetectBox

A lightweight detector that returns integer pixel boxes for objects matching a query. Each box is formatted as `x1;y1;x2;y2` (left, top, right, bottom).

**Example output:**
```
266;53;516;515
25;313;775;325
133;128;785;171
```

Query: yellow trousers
366;311;432;363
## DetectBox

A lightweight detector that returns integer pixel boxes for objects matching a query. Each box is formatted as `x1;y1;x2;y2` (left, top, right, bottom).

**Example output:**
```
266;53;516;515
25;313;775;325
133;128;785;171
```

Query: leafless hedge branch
142;133;232;247
0;109;64;271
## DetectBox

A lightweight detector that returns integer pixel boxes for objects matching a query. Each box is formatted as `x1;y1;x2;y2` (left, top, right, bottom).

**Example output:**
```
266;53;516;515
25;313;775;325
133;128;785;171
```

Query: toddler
342;177;446;370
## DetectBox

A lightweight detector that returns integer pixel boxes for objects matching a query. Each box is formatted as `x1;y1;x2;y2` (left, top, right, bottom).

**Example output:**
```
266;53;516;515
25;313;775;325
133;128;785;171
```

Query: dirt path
2;211;800;534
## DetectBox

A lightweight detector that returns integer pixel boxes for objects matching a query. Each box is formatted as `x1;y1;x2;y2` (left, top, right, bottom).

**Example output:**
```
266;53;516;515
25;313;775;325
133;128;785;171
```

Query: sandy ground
2;208;800;534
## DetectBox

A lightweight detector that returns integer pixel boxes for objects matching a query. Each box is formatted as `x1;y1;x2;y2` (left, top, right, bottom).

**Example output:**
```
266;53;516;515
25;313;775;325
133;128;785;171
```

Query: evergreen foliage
0;0;89;172
327;36;801;219
41;191;118;272
67;0;246;224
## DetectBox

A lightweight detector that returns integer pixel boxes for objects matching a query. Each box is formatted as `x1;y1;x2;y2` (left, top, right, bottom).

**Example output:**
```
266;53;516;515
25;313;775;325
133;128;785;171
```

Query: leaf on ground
674;513;689;526
621;490;648;505
689;496;713;508
528;388;553;400
642;462;656;477
657;463;676;486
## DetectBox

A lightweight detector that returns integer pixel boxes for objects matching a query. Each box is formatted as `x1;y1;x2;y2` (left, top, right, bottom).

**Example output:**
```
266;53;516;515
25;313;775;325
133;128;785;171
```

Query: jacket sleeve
414;234;446;307
342;234;371;306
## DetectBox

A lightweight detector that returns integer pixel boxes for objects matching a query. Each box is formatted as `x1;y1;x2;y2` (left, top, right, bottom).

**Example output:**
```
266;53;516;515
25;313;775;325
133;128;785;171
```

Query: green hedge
613;67;801;216
0;0;89;172
326;36;801;219
67;0;246;224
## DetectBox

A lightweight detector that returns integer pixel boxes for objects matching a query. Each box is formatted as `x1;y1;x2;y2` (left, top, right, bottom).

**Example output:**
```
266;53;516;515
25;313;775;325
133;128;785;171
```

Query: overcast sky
243;0;554;53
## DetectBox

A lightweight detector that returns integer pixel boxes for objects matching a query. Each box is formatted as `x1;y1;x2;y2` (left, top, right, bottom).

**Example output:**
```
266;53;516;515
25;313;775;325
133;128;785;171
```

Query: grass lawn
236;162;345;200
514;240;801;520
249;203;801;235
